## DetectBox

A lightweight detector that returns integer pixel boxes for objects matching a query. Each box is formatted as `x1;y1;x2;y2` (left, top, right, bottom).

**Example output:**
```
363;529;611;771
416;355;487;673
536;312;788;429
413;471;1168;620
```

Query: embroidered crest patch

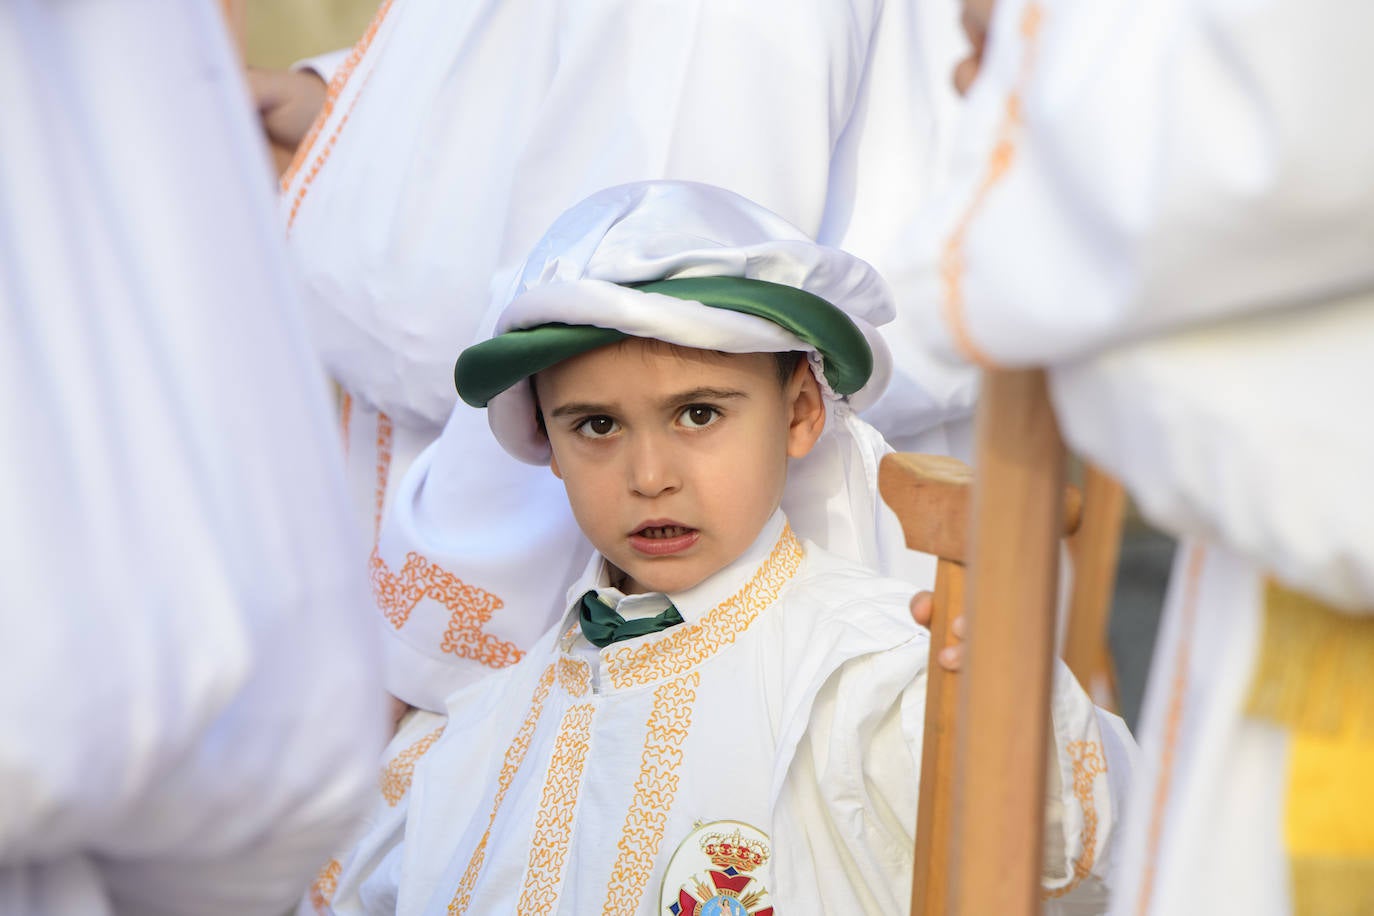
660;820;774;916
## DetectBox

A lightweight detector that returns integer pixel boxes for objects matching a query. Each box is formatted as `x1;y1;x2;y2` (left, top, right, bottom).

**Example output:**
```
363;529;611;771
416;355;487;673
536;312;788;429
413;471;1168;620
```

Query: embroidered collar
560;512;805;690
575;511;788;627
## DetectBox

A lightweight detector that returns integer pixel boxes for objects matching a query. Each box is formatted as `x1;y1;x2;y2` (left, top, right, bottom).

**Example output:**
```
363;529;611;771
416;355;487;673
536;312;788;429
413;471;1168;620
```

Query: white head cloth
377;182;934;711
484;180;893;461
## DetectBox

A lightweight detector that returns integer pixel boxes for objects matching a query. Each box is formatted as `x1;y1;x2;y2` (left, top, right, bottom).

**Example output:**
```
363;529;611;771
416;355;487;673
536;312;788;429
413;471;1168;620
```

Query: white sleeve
778;644;1133;913
910;0;1374;369
902;0;1374;607
293;47;350;82
491;0;881;274
0;2;386;913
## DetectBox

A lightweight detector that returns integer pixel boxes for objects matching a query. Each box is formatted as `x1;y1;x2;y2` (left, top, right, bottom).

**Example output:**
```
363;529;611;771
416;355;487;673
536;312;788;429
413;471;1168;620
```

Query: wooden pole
879;451;1081;916
911;556;964;915
1064;464;1127;710
950;368;1065;916
879;454;973;916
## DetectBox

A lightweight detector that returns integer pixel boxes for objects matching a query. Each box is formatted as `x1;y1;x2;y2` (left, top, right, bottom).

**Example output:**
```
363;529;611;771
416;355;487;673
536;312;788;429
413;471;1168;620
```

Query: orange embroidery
369;547;523;668
517;703;598;915
380;724;445;806
367;397;516;667
557;656;592;697
601;672;701;914
1042;740;1107;899
282;0;396;230
604;526;803;689
1136;544;1206;916
938;1;1045;369
448;665;558;914
340;390;353;453
308;858;342;914
373;411;392;542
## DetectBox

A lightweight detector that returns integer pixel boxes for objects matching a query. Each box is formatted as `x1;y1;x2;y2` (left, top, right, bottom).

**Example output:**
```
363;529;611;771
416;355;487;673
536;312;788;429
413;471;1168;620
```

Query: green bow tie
578;590;684;648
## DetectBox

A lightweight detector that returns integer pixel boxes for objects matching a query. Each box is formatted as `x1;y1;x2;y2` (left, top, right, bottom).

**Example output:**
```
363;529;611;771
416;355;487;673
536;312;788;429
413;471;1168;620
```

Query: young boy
313;181;1133;915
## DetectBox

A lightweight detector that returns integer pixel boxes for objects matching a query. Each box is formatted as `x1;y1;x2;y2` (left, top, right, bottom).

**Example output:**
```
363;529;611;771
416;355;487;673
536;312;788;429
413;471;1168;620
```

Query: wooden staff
879;454;974;916
880;382;1083;915
1064;464;1127;710
951;369;1066;915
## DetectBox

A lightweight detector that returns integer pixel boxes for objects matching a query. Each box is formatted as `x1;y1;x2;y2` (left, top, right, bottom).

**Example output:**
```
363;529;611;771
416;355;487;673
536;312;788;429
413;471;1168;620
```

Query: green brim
453;276;873;407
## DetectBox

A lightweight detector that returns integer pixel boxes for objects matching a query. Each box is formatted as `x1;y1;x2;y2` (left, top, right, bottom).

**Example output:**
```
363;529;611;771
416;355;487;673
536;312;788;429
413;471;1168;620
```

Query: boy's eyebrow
548;401;616;419
546;387;749;419
665;386;750;405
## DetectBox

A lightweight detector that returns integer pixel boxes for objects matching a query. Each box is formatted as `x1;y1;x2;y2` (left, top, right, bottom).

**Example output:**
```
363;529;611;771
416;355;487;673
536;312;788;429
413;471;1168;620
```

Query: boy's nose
627;433;681;498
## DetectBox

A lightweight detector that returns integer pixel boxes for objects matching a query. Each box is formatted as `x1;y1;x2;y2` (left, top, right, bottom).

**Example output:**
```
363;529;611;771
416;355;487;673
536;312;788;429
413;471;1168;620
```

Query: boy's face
536;338;825;595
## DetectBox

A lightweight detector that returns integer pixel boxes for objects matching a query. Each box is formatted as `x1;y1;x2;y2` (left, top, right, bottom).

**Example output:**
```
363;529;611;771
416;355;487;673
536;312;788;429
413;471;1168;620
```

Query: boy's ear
549;449;564;480
533;384;563;479
784;358;826;459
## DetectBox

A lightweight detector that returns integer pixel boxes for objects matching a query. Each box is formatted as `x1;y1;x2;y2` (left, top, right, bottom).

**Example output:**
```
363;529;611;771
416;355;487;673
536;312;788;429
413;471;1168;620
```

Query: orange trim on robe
938;2;1046;370
282;0;396;231
1135;544;1206;916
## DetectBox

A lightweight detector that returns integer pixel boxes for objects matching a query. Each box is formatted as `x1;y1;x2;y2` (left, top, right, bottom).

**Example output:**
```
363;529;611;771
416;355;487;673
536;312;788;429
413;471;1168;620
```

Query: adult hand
909;590;967;671
953;0;998;95
247;67;327;153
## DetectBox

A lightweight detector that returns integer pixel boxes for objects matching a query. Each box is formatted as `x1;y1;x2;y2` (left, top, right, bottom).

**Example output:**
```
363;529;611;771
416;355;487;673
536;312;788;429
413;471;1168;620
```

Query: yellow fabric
1244;581;1374;916
1245;581;1374;737
1287;733;1374;857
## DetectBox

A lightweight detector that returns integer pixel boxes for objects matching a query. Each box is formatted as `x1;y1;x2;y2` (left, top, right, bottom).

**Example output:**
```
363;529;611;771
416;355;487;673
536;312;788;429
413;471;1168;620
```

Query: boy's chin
612;562;715;597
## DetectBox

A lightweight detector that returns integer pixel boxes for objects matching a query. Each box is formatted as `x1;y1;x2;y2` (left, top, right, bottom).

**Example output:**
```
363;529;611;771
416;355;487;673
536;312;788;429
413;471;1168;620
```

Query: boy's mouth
635;524;692;539
628;522;699;556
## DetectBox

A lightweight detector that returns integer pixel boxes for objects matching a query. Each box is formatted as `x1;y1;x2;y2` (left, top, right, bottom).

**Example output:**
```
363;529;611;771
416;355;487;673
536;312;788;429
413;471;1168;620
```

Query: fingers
953;55;983;95
912;591;966;670
937;616;967;671
245;68;327;151
910;590;935;626
952;0;997;95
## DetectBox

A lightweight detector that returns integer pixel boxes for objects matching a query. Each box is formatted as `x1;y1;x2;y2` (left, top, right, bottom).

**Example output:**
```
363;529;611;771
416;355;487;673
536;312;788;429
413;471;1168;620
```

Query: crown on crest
700;828;770;873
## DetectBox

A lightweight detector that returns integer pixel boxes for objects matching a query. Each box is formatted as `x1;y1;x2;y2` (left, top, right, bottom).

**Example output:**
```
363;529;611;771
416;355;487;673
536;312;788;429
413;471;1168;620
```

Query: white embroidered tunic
319;513;1134;915
901;0;1374;909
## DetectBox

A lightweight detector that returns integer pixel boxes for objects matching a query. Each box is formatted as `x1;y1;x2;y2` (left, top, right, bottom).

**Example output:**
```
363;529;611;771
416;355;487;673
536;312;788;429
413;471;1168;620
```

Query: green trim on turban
454;276;873;408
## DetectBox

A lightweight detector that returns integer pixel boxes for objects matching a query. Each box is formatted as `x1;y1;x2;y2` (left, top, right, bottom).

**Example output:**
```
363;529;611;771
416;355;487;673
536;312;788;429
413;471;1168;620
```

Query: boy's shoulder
770;538;927;652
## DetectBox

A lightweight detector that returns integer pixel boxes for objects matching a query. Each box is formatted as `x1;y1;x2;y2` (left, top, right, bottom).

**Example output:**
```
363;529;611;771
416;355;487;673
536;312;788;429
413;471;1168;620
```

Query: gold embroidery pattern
516;703;597;915
448;665;558;914
1136;544;1205;916
557;657;592;697
938;2;1044;369
601;672;701;915
604;526;803;689
283;0;396;229
308;858;342;914
1042;740;1106;899
373;411;392;542
380;724;445;806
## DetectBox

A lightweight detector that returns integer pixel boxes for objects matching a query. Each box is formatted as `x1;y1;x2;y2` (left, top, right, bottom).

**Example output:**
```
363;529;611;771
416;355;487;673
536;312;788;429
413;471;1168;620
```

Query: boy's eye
575;415;619;439
678;404;721;429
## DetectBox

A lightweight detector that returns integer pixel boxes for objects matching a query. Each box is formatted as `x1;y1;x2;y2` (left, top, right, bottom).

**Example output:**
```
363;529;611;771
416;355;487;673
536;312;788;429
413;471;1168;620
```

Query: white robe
280;0;982;694
313;513;1135;915
902;0;1374;910
0;2;387;912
